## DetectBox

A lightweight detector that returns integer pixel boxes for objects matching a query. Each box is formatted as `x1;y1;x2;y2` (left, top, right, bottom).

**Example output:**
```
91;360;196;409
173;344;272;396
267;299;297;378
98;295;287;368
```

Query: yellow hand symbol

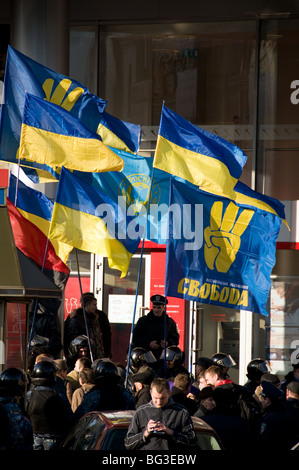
204;201;254;273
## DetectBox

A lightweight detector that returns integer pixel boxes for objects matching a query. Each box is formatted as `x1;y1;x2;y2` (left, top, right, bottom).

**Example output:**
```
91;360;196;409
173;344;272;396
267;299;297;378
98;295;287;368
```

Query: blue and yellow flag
165;179;283;316
19;94;124;173
73;148;168;242
153;104;247;199
8;173;72;264
0;46;107;181
97;111;141;154
49;167;140;277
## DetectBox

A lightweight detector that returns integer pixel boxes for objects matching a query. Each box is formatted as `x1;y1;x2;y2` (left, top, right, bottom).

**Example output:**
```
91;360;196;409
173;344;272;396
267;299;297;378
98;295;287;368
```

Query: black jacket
27;386;74;437
64;308;104;362
132;310;179;360
257;401;297;450
171;386;198;416
125;398;198;451
134;386;152;409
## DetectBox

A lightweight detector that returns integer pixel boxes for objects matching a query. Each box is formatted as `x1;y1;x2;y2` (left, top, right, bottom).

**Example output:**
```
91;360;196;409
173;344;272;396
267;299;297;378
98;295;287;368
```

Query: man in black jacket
125;378;198;451
171;373;198;416
257;380;296;450
132;295;179;361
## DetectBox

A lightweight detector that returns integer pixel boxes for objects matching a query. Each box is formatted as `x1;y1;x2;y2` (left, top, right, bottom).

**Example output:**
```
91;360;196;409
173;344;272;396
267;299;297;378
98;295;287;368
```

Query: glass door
101;253;151;364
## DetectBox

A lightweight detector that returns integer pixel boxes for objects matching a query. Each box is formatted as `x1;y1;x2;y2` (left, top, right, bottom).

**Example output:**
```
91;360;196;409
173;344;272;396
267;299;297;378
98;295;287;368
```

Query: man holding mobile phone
125;378;198;450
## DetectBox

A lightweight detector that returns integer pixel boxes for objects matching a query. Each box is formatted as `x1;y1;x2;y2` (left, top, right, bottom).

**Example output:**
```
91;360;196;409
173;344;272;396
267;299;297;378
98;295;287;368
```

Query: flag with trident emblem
0;46;107;182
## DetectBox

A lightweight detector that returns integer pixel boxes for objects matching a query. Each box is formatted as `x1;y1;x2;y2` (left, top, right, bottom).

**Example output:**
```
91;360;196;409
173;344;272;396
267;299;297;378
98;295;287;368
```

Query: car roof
84;410;135;427
83;410;218;434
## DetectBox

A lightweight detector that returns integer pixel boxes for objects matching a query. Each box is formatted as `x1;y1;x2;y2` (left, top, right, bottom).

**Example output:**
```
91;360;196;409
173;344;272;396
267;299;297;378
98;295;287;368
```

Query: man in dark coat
74;359;135;420
26;361;74;450
131;366;154;408
280;361;299;396
132;295;179;360
64;294;105;363
201;387;253;451
170;373;198;416
284;381;299;447
256;380;296;450
81;292;112;358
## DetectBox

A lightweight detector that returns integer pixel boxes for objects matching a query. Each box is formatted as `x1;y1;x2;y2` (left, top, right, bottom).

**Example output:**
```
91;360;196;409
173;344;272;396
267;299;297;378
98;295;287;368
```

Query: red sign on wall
150;250;185;351
5;303;27;369
64;275;91;319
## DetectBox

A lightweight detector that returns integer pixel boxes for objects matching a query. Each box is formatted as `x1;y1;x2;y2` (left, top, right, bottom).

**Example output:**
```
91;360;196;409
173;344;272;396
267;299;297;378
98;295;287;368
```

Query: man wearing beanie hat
132;294;179;360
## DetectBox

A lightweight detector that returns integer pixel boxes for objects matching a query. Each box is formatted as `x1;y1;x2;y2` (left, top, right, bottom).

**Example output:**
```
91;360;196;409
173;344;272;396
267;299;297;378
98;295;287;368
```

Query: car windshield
61;415;106;450
102;429;128;450
196;431;222;450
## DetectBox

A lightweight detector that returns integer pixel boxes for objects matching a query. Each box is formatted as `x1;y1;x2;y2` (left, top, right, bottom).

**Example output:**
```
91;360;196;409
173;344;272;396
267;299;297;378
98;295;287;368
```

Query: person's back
201;387;253;450
71;368;95;412
27;361;74;450
256;380;296;451
75;359;134;420
0;368;33;450
171;373;198;416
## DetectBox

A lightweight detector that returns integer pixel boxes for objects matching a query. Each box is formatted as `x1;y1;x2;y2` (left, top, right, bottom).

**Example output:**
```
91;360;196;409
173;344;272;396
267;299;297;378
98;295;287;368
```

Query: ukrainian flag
19;94;124;173
49;167;140;277
165;178;283;316
97;111;141;154
233;180;287;222
153;104;247;198
0;46;107;182
8;173;72;264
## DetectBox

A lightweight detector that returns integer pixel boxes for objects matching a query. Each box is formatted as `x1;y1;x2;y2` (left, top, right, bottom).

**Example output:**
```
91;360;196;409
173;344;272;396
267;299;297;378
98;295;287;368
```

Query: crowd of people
0;292;299;451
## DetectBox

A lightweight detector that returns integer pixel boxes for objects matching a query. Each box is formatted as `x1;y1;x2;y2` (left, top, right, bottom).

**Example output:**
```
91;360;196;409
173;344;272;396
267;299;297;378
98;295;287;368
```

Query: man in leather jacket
132;295;179;360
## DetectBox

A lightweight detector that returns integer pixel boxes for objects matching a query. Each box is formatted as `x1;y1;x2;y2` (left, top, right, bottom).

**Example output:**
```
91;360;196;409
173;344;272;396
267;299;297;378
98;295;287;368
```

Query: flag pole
125;103;165;386
163;301;167;378
75;249;94;363
125;237;145;388
189;301;195;377
11;160;51;356
27;238;50;353
125;159;157;387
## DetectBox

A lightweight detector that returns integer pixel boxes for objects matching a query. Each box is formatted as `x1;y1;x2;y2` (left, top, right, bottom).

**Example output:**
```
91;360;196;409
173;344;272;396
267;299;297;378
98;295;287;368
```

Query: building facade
1;1;299;383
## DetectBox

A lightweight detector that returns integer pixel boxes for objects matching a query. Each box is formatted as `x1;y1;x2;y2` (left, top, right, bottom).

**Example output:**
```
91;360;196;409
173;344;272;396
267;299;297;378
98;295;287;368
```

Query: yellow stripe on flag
19;123;124;173
153;135;238;198
49;203;134;277
97;123;132;153
17;208;72;263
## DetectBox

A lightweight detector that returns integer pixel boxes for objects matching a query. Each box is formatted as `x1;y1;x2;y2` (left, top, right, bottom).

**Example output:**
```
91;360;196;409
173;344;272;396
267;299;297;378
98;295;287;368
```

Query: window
267;277;299;375
256;19;299;200
98;21;256;186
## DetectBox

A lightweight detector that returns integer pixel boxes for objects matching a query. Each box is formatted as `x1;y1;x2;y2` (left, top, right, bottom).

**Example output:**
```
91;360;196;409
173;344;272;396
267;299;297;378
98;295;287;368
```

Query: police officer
157;346;189;381
75;359;135;420
244;358;271;395
66;334;90;370
127;347;157;374
0;368;33;450
132;295;179;360
211;352;236;378
26;361;74;450
257;380;296;450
